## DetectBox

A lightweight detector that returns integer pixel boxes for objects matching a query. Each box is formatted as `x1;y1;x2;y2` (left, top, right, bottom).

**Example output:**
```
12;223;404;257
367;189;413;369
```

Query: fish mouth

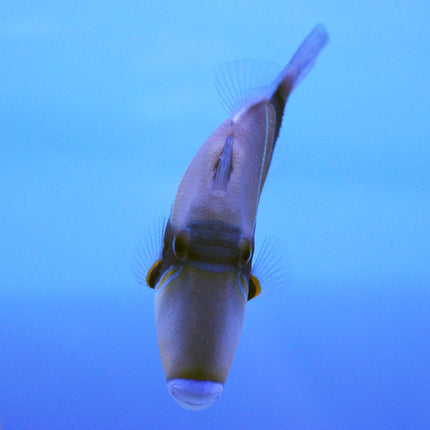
167;378;223;411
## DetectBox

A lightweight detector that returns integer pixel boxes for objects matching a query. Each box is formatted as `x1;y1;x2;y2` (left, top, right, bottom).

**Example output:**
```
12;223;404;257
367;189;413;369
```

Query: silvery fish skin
145;25;329;411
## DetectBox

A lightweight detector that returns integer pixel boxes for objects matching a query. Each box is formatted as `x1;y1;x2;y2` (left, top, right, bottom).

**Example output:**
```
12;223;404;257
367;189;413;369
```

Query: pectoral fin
131;218;166;288
248;274;261;300
146;260;162;288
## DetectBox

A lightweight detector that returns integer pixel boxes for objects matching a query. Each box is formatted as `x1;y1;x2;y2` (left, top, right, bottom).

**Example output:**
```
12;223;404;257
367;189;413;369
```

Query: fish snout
155;266;247;410
167;378;223;411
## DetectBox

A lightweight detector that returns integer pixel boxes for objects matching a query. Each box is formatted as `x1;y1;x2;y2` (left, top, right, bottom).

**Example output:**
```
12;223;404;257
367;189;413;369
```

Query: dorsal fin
214;59;281;119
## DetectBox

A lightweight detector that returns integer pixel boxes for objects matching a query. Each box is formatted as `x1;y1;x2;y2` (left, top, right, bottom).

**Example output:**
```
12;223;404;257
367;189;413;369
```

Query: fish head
155;265;246;410
148;220;258;410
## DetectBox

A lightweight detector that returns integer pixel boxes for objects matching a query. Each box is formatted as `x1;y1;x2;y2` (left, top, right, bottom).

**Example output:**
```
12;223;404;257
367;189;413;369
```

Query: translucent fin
214;59;282;119
251;236;291;296
214;24;329;118
279;23;329;97
131;218;166;287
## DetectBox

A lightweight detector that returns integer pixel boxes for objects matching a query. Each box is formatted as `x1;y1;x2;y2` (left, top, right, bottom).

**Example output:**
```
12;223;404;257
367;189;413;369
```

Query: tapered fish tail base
168;379;223;411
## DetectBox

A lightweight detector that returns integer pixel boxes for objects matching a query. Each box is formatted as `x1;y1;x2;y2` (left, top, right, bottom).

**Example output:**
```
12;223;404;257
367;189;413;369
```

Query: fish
135;24;329;411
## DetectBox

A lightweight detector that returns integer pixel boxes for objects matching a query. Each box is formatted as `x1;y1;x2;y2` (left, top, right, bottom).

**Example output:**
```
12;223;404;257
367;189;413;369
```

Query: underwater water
1;1;429;428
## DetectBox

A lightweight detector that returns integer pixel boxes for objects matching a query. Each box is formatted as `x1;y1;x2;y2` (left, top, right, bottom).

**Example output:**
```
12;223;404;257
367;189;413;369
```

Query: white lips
167;378;224;411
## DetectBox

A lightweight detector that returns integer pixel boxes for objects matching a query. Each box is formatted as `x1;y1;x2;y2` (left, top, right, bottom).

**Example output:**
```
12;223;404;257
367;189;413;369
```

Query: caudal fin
214;24;329;119
277;24;329;100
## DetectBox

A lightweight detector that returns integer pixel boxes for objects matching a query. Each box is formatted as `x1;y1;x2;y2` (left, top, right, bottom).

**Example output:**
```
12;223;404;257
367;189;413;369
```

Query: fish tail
214;24;328;118
277;24;329;100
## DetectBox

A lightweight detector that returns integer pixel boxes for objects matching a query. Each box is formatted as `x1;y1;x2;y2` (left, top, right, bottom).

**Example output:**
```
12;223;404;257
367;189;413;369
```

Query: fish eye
173;230;190;262
238;237;253;268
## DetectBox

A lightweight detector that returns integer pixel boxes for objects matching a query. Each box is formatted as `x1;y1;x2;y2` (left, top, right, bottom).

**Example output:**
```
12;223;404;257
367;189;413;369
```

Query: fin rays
214;59;282;119
131;218;166;287
251;236;291;295
214;24;329;118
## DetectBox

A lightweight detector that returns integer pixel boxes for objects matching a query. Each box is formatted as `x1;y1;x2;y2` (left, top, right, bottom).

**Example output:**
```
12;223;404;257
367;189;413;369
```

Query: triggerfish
134;25;328;410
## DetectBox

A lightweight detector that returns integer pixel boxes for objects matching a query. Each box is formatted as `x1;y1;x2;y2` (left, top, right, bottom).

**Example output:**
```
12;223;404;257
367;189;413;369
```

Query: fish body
171;97;283;241
141;25;329;410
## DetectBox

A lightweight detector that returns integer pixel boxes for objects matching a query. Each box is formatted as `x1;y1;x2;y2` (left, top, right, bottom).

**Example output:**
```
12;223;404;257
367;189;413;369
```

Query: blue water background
1;1;429;428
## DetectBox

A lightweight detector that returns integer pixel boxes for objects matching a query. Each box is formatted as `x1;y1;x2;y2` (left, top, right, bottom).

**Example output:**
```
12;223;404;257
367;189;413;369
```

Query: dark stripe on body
213;136;233;190
268;89;286;156
158;219;253;283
